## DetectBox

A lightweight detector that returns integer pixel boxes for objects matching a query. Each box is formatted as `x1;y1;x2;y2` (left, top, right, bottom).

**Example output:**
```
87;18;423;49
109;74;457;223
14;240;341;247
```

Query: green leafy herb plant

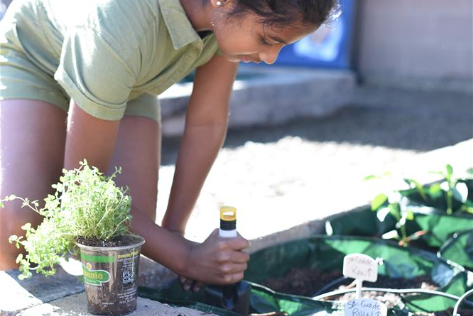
0;160;133;279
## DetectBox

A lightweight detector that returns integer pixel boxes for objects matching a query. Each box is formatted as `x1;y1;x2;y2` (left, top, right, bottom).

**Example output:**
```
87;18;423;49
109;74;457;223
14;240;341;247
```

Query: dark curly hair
229;0;339;28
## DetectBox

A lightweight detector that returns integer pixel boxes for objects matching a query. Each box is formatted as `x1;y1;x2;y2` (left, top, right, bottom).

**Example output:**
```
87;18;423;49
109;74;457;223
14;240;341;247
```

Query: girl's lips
240;55;260;63
240;55;251;63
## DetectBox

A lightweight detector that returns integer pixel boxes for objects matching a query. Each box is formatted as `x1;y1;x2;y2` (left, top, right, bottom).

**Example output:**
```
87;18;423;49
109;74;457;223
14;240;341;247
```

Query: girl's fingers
226;237;249;251
231;250;250;263
183;278;194;291
192;281;204;292
179;276;194;291
223;271;244;284
220;262;247;275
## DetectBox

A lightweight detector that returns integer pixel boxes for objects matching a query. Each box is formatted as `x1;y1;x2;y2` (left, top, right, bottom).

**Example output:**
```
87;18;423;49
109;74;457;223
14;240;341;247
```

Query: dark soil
261;268;473;316
76;234;142;247
261;268;437;298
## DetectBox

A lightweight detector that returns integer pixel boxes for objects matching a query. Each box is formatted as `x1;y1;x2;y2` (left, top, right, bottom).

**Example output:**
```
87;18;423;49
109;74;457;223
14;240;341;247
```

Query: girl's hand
183;229;249;285
179;275;204;292
173;234;204;292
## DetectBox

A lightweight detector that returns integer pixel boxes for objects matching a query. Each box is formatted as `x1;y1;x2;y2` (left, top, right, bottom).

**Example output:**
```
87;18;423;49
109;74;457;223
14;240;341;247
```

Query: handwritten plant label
343;253;378;282
344;298;387;316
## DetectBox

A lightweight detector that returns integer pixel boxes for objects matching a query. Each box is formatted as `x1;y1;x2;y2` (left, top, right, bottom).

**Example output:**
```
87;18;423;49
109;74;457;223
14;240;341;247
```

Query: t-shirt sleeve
54;27;136;121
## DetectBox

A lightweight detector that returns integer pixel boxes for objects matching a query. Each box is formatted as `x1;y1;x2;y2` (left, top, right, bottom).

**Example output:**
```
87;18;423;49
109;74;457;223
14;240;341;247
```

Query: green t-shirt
6;0;220;120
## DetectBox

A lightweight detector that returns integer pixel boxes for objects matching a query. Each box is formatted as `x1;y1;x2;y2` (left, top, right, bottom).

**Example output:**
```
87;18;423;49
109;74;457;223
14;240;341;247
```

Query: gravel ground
157;86;473;241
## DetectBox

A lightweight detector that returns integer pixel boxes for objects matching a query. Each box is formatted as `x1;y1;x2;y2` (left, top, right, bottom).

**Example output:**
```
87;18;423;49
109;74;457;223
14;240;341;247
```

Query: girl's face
212;11;317;64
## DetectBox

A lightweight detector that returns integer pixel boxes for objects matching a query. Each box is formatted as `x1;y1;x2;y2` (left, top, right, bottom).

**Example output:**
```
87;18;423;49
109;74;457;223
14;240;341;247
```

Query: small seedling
366;173;421;246
366;164;472;246
426;164;473;215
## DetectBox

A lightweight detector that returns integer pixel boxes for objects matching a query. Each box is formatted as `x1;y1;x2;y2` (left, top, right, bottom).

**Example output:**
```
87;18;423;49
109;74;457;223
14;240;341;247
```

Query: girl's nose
259;45;283;65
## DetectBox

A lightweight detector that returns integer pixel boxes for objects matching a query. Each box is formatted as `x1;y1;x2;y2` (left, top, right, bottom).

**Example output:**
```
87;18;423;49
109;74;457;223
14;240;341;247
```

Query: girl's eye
259;37;272;46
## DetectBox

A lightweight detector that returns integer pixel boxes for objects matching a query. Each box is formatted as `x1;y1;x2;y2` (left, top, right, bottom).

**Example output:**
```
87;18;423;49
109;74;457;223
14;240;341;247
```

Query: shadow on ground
162;87;473;166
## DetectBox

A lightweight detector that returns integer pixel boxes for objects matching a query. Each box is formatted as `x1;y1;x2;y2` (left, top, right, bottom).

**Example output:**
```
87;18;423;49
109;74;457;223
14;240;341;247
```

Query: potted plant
1;160;145;315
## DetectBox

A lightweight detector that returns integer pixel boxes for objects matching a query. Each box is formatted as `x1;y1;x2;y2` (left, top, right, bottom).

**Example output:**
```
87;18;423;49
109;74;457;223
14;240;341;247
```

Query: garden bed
261;267;473;316
138;235;473;316
136;171;473;316
244;236;472;314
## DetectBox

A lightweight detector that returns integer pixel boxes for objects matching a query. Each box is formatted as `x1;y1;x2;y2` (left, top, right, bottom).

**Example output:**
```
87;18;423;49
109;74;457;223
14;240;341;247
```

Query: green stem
446;190;453;215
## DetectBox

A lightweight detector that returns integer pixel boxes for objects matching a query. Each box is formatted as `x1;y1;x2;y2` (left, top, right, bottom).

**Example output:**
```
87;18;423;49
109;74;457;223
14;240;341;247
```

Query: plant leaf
364;175;378;181
21;223;31;231
446;164;453;178
371;194;388;210
382;230;400;240
376;206;391;222
16;254;23;264
389;203;400;218
428;183;442;198
440;181;449;192
405;178;427;201
464;207;473;214
452;182;468;203
388;192;402;204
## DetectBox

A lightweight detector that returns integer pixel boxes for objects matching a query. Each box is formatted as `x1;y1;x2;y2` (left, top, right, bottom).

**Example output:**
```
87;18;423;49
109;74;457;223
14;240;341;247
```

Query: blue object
248;0;356;70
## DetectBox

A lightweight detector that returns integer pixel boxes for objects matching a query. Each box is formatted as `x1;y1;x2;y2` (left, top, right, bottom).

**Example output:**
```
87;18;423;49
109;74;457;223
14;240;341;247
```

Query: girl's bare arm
162;54;239;235
62;56;247;284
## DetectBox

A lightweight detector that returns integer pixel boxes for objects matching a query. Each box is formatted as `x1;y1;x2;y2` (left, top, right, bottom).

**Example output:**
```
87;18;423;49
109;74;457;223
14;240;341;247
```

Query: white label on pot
343;254;378;282
344;298;387;316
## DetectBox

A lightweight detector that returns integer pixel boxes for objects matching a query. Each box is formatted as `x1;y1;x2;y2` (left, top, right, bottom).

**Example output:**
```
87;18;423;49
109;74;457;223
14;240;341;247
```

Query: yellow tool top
220;206;236;221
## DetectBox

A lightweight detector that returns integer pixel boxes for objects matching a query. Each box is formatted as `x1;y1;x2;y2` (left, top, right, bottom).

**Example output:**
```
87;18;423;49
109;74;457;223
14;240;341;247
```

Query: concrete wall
355;0;473;90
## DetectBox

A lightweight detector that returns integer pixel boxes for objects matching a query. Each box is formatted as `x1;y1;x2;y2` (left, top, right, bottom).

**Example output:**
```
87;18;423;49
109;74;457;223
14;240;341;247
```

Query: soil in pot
78;234;144;316
76;234;140;247
261;267;473;316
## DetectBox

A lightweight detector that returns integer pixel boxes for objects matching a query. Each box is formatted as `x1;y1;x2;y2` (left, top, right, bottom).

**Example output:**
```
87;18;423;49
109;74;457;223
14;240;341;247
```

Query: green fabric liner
138;236;473;315
438;229;473;270
326;203;473;248
244;236;472;313
403;202;473;248
139;280;409;316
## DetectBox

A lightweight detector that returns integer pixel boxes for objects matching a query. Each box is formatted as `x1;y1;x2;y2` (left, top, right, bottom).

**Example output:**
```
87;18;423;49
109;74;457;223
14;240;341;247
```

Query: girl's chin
223;54;242;63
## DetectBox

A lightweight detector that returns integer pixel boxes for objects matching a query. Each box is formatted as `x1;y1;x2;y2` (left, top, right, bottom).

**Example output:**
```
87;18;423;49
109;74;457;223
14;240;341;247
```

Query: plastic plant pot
78;235;145;315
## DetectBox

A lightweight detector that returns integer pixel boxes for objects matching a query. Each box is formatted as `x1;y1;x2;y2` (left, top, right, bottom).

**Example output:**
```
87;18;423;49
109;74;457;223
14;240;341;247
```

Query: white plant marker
344;298;387;316
343;253;387;316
